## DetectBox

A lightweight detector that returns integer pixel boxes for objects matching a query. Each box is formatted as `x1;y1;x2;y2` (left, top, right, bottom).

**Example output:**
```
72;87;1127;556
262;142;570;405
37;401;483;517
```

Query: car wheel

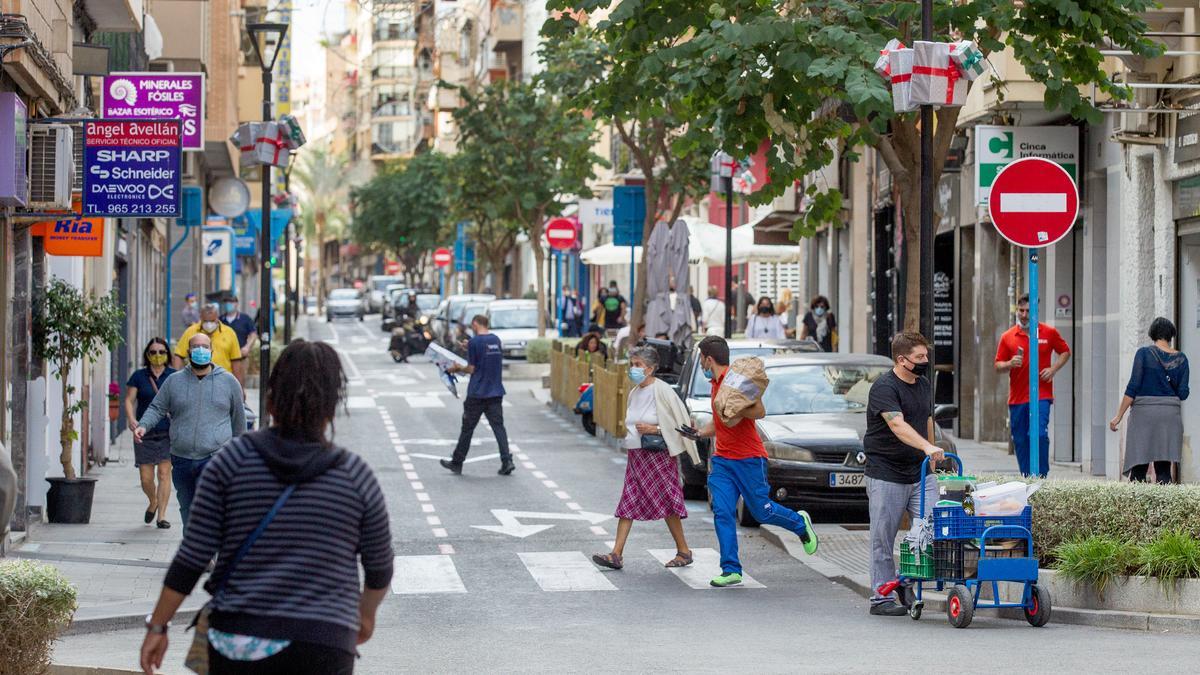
682;483;707;500
736;497;759;527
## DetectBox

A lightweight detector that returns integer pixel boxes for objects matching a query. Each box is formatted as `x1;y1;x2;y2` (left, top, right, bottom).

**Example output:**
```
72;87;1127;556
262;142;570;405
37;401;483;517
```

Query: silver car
486;299;545;358
326;288;365;322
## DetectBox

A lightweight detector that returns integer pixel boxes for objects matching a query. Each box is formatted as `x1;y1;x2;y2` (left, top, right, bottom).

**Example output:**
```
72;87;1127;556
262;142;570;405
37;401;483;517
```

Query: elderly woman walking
1110;317;1190;484
140;340;393;674
593;346;700;570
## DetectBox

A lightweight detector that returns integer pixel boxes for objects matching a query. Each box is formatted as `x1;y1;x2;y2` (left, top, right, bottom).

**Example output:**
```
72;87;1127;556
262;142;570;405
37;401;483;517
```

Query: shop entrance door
1178;236;1200;482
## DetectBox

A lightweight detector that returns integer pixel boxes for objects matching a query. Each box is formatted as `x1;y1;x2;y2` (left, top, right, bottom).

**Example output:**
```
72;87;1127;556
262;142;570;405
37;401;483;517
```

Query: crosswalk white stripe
347;396;376;409
407;396;446;409
391;555;466;594
518;551;617;592
647;548;765;589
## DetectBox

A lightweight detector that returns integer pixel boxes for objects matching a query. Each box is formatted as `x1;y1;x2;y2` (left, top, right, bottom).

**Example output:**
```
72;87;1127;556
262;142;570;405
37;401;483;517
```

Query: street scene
6;0;1200;673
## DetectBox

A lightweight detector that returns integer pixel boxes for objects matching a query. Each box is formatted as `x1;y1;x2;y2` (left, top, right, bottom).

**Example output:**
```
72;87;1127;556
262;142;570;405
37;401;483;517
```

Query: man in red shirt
994;294;1071;477
693;336;817;588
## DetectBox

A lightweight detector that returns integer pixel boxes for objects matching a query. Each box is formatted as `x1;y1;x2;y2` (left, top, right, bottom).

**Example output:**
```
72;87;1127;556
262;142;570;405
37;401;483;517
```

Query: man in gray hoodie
136;332;245;530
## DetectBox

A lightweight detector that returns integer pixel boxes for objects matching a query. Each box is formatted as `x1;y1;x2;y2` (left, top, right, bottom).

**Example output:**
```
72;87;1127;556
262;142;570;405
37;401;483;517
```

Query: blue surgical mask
222;303;236;314
189;347;212;367
701;359;715;381
814;307;827;318
629;367;646;385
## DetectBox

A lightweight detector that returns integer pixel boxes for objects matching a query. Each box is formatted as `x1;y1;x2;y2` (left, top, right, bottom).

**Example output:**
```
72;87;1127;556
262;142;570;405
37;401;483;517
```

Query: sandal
665;551;694;568
156;520;171;529
591;553;623;570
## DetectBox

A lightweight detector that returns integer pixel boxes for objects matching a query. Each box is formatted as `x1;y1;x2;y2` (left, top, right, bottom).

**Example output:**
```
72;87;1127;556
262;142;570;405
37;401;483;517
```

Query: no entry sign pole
988;157;1079;478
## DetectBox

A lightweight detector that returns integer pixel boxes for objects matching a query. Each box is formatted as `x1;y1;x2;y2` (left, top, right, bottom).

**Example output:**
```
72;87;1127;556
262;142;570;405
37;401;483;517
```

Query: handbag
640;433;669;452
184;483;296;674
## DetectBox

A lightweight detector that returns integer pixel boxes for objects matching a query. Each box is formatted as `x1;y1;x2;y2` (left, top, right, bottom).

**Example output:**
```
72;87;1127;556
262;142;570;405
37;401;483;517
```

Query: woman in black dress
799;295;838;352
124;337;176;528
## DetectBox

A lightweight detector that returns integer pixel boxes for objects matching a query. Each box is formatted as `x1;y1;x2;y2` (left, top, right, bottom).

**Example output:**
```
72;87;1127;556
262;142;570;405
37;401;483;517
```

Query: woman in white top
745;296;786;339
592;346;700;571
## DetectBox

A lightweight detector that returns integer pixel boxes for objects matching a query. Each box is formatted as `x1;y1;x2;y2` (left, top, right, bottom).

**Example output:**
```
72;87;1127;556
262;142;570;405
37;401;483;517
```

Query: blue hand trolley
896;453;1051;628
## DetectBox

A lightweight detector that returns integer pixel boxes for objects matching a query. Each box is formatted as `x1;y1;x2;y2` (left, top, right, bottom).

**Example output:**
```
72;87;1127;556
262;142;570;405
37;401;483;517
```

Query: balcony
491;2;522;48
83;0;144;32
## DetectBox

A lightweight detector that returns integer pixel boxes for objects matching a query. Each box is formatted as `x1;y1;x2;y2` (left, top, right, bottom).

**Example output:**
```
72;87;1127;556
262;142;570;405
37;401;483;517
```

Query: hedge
526;339;552;364
1026;481;1200;564
0;560;77;673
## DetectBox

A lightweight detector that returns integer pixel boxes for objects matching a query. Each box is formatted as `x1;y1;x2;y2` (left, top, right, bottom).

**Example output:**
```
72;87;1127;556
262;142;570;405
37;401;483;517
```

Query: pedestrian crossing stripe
389;548;766;595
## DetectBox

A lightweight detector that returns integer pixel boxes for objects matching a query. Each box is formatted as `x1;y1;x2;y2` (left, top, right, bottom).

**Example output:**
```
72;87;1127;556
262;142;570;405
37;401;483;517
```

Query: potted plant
34;278;124;524
0;559;78;672
106;381;120;421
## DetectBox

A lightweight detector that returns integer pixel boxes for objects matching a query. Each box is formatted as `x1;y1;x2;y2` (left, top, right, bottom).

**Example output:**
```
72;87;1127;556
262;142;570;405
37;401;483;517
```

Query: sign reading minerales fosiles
83;120;182;218
102;73;205;150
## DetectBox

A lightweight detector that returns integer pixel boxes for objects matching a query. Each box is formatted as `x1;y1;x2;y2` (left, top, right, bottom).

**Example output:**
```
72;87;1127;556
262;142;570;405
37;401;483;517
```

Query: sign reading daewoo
82;119;182;218
101;73;205;149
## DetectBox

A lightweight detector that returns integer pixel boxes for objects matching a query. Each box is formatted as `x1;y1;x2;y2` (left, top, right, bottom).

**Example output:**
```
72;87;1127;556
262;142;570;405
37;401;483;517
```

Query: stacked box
911;40;967;107
889;47;916;113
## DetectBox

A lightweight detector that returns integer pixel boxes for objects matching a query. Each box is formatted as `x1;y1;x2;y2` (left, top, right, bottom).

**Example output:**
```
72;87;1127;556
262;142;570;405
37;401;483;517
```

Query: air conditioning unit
27;123;74;210
148;60;175;72
1114;73;1158;136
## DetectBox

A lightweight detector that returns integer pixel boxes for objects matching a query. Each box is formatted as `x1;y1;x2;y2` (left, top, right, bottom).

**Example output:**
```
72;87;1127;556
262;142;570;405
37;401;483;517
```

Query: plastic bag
714;357;769;426
974;481;1040;516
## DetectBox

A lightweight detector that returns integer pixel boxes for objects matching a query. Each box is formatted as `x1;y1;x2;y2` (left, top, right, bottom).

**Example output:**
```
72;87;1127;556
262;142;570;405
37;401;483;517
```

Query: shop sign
202;227;234;265
34;201;105;257
83;119;182;218
975;125;1078;206
102;73;205;149
1175;111;1200;165
578;199;614;227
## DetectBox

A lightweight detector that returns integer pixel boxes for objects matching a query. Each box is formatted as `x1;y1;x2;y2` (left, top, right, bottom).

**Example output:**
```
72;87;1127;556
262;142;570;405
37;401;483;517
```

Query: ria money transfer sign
102;73;204;150
83;120;182;218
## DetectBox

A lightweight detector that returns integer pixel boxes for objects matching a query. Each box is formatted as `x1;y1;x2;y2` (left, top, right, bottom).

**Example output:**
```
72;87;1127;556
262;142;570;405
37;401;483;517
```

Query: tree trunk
530;210;548;337
59;364;75;480
901;176;922;333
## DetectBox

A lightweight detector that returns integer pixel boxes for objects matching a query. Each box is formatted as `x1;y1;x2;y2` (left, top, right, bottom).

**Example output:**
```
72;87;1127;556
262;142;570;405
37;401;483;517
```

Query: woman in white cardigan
593;346;700;570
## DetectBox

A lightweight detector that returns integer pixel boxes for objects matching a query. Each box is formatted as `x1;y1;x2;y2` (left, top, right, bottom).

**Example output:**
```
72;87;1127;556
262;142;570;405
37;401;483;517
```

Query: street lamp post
919;0;935;409
248;21;288;430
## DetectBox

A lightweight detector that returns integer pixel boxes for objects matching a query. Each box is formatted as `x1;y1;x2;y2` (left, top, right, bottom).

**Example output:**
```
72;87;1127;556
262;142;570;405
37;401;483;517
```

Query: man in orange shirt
994;294;1071;477
693;336;817;588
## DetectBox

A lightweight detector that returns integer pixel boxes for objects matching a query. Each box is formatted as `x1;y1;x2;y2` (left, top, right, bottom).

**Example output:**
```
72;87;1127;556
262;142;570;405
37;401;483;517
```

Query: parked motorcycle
574;383;596;436
390;316;433;363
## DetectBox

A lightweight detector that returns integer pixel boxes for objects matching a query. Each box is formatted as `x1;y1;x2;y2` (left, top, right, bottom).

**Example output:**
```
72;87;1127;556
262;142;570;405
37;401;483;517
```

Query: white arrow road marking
347;396;376;409
999;192;1067;213
470;509;612;538
648;548;764;589
391;555;466;594
518;552;616;592
410;452;499;464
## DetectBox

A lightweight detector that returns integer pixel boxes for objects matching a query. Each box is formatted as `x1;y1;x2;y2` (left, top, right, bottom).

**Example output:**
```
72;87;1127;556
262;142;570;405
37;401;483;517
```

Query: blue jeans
1009;400;1051;478
708;456;809;574
171;454;212;532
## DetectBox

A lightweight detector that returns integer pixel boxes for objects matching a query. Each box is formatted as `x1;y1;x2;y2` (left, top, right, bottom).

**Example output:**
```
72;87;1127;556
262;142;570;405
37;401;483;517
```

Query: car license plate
829;472;864;488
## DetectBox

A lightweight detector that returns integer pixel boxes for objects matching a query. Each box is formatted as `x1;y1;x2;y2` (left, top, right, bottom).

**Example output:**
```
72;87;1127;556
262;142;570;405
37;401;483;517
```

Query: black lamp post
248;20;288;430
920;0;935;409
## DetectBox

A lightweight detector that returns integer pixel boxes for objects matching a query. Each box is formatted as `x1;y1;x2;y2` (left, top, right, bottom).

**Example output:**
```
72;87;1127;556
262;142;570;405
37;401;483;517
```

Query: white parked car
486;299;549;359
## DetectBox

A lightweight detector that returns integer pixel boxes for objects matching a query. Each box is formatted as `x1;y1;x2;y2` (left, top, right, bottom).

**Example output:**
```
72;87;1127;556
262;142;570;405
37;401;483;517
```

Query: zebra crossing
390;548;764;595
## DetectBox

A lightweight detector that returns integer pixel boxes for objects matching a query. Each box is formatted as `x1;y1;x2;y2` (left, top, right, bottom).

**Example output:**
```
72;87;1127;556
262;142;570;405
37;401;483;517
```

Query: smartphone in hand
676;425;701;441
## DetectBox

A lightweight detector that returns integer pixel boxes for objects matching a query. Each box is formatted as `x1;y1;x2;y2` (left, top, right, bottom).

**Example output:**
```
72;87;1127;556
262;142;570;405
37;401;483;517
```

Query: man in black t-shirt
602;281;627;331
863;331;944;617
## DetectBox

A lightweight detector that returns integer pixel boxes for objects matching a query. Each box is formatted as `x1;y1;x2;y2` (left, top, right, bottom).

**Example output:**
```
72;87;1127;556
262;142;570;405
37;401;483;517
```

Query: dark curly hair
267;339;348;444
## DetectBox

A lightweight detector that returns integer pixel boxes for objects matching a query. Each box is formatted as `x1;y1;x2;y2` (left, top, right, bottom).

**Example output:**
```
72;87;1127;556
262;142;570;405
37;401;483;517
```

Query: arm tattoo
882;412;902;422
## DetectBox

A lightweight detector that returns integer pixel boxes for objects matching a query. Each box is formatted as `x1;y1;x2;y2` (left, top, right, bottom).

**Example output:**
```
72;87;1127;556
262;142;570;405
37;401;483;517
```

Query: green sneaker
710;572;743;588
797;510;819;555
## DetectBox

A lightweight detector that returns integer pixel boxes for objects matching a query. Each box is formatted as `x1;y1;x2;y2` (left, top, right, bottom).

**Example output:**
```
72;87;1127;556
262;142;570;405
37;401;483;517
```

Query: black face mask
905;360;929;377
758;306;773;315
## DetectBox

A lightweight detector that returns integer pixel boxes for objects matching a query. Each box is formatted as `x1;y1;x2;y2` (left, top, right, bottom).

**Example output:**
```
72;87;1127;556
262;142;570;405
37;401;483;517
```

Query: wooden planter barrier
593;360;628;439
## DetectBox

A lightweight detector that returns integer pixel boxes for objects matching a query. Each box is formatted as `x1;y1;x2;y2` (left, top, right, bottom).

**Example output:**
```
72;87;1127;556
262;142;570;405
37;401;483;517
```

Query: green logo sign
988;132;1014;159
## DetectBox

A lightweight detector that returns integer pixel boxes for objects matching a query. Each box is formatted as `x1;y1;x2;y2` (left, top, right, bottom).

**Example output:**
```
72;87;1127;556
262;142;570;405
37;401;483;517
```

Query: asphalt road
57;316;1200;673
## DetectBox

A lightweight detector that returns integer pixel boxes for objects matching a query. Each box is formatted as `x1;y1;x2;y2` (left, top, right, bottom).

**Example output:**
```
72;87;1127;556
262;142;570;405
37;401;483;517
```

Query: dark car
432;293;495;347
693;353;958;524
383;291;439;331
675;338;821;498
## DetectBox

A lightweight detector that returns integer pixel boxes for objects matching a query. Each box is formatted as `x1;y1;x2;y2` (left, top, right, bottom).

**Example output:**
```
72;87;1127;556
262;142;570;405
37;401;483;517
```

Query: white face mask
201;321;219;333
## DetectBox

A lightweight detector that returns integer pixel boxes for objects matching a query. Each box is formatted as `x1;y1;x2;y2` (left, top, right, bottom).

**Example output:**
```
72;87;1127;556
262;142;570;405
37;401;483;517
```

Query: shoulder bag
640;433;669;451
184;483;295;674
1149;348;1182;398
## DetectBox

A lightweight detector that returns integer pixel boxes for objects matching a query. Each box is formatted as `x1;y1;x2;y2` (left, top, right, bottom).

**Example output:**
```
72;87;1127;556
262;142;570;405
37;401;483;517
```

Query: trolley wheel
1024;584;1052;627
909;600;924;621
947;585;974;629
581;412;596;436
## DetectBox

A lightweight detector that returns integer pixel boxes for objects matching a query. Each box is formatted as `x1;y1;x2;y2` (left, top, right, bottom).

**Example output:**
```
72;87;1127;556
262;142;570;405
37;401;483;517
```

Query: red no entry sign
988;157;1079;248
433;247;452;267
546;217;578;251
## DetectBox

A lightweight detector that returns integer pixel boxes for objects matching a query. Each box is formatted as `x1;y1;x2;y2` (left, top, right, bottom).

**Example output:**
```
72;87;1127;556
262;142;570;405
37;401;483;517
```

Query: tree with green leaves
446;152;522;296
292;142;371;310
34;279;123;480
450;80;605;335
350;152;451;288
551;0;1159;329
540;11;712;332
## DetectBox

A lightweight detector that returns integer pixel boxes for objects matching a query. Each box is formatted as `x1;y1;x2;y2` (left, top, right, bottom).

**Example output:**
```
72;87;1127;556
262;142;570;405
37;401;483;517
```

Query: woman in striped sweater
140;340;393;674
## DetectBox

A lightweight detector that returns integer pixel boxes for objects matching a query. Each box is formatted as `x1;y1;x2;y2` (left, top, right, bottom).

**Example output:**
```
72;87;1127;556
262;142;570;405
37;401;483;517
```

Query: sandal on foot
156;520;171;529
665;551;694;568
592;553;623;570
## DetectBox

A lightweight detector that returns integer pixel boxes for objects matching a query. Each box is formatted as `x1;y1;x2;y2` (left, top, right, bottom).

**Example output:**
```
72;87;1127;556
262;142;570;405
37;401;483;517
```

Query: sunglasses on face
148;350;168;355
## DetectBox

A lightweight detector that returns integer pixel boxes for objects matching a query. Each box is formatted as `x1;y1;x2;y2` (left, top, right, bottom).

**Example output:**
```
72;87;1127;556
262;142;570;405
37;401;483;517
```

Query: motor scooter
390;315;432;363
574;383;596;436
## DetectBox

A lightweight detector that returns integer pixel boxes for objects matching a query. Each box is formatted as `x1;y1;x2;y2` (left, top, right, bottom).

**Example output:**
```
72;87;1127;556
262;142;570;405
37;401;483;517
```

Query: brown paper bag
714;357;769;425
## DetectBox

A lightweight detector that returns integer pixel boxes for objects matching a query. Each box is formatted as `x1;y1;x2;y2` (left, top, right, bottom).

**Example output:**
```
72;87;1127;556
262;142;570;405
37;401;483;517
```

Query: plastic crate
899;541;935;579
932;504;1032;540
933;539;1030;580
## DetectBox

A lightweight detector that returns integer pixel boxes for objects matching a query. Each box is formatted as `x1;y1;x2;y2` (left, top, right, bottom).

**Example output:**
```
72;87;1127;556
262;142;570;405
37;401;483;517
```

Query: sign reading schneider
83;120;182;218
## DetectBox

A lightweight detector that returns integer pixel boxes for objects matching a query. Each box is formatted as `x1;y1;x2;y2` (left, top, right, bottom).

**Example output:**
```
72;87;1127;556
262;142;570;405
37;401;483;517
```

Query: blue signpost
613;186;645;310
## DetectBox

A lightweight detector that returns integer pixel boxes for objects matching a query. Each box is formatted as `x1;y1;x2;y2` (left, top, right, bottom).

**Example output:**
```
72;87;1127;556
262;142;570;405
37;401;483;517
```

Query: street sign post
433;247;452;297
546;217;577;335
988;157;1079;477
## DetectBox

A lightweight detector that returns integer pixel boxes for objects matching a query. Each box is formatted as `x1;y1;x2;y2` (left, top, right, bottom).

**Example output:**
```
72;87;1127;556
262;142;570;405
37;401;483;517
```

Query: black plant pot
45;476;98;524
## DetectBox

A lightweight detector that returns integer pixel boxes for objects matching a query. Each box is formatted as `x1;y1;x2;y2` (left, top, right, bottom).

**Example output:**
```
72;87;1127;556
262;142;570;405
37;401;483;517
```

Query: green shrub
526;339;552;364
1137;530;1200;593
0;560;78;673
1052;535;1139;598
1028;481;1200;563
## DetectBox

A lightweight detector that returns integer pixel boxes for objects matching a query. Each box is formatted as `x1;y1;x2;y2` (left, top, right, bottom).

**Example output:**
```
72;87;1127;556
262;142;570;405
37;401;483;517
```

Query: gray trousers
867;475;937;604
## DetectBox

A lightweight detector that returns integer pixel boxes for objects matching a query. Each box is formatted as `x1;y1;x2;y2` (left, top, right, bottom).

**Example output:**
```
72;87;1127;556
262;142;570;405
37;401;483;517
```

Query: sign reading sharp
83;119;182;218
102;73;205;150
